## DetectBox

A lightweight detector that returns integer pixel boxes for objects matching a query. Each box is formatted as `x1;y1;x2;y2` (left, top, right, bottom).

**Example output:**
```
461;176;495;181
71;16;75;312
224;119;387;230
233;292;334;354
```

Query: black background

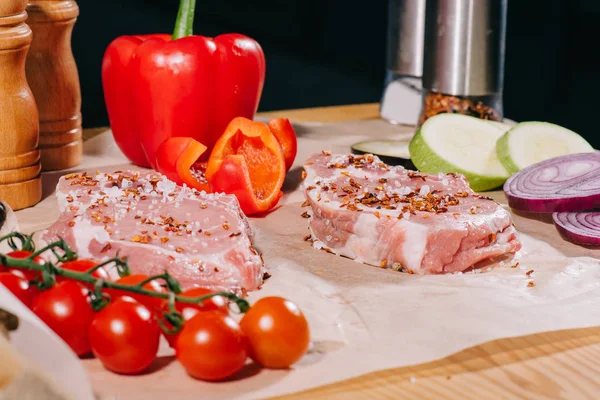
72;0;599;148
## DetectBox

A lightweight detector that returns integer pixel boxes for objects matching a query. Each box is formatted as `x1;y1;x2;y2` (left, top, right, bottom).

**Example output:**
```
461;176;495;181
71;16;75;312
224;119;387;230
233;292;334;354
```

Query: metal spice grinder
380;0;427;125
419;0;508;126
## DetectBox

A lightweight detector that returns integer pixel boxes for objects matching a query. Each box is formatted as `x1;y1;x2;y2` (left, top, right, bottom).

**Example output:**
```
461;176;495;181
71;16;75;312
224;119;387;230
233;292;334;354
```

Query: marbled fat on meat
43;171;265;293
302;153;521;274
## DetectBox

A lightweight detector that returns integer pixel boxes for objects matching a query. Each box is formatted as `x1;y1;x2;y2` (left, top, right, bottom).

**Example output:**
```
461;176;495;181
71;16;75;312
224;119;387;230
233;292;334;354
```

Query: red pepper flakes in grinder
419;0;507;127
418;92;502;126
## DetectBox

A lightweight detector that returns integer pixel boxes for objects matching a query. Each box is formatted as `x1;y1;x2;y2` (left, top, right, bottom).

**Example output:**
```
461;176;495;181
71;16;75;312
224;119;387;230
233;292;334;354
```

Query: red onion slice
553;211;600;247
504;152;600;212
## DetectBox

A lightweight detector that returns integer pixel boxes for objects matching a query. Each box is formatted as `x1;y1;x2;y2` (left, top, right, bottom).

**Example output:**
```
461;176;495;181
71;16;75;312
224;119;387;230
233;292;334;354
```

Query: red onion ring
553;211;600;247
504;152;600;213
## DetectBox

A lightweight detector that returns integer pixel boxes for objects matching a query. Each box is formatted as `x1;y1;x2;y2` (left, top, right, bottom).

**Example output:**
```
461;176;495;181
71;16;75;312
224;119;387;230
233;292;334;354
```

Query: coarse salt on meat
302;153;521;274
43;170;265;293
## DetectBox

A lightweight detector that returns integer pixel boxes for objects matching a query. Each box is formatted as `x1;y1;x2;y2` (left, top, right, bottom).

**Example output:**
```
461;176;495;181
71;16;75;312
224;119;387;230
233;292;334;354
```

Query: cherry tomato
57;259;110;289
175;311;247;381
0;250;45;281
31;281;94;356
0;272;35;307
89;297;160;374
240;296;310;369
174;287;229;317
104;274;164;312
162;287;229;347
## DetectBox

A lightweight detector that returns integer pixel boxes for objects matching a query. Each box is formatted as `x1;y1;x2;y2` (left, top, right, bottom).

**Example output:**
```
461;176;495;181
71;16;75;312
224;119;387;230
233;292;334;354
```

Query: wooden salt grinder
26;0;82;171
0;1;43;211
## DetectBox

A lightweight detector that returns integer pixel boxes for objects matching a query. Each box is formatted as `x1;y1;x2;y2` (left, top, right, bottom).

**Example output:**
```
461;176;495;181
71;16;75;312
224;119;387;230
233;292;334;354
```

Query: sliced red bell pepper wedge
156;137;210;192
206;117;286;215
267;118;297;171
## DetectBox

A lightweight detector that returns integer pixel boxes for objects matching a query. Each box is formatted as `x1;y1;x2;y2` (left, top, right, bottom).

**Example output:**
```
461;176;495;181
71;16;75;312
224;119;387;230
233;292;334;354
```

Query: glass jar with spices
418;0;507;127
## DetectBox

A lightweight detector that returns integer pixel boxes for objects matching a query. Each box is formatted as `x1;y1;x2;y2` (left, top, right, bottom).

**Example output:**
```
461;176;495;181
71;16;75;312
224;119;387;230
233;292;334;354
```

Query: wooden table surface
85;103;599;400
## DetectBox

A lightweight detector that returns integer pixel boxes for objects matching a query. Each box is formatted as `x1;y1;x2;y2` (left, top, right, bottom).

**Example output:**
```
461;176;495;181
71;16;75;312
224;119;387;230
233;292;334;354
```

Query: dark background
72;0;600;148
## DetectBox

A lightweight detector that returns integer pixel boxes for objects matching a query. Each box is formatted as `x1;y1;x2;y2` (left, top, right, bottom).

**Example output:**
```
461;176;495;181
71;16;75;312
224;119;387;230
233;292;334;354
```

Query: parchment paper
11;120;600;400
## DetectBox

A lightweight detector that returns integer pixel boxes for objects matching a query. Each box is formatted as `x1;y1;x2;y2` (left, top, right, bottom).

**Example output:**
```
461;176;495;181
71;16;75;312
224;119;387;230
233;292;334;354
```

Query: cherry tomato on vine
175;311;248;381
0;250;45;281
31;281;94;356
0;272;35;307
173;287;229;317
89;297;160;374
104;274;164;312
161;287;229;347
240;296;310;369
57;259;110;289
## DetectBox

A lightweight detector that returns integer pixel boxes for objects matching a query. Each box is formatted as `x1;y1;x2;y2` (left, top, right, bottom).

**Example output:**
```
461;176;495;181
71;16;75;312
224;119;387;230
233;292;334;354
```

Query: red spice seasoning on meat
301;153;521;275
44;170;266;293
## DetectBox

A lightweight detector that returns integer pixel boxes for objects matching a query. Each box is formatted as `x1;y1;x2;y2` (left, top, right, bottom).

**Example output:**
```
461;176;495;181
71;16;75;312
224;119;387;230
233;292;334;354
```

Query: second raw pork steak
302;152;521;274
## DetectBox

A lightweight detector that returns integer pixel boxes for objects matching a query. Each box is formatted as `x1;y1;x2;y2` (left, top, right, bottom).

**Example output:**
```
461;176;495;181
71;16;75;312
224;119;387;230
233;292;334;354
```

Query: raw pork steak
43;170;264;293
302;152;521;274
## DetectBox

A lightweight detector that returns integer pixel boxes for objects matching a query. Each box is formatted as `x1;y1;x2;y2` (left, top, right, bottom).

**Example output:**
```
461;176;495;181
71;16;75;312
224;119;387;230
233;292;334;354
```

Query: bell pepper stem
172;0;197;40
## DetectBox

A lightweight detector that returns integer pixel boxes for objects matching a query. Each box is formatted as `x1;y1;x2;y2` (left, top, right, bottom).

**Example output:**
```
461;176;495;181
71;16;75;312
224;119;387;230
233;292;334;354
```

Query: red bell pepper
206;117;286;215
102;0;266;170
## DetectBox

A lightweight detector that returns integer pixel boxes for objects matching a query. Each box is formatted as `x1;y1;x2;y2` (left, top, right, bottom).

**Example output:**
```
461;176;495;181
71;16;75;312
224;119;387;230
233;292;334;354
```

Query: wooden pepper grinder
0;1;43;211
25;0;82;171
